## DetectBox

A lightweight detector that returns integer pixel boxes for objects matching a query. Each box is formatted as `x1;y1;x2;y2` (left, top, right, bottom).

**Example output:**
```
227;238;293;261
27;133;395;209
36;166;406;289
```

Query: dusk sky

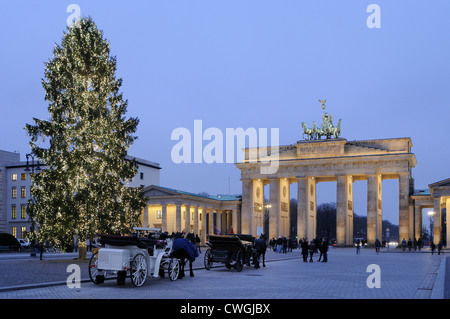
1;1;449;226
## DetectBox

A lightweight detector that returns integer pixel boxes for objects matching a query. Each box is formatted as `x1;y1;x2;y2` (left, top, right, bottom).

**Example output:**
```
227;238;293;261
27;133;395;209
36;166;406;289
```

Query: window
11;173;17;181
156;210;162;219
21;173;26;180
140;172;144;180
11;205;16;219
11;227;17;238
21;186;26;198
12;187;17;198
21;227;26;239
21;205;26;219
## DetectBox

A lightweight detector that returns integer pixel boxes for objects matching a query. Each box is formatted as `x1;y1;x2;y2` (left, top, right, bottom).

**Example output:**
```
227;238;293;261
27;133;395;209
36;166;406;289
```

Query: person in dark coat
375;238;381;254
282;237;288;254
301;239;309;262
195;234;201;253
308;241;315;262
38;242;44;260
318;238;329;262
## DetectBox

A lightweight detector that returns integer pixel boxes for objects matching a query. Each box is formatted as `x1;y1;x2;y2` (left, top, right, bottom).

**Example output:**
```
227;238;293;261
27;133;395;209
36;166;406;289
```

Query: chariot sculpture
302;99;341;140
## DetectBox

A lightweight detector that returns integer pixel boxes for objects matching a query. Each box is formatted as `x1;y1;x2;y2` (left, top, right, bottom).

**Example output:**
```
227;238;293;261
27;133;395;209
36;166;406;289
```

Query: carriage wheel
88;251;104;284
130;253;148;287
204;249;213;270
168;258;180;281
235;250;243;272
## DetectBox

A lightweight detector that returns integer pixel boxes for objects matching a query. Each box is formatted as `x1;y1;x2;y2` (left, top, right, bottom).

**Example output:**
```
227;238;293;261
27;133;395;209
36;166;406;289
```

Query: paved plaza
0;247;447;300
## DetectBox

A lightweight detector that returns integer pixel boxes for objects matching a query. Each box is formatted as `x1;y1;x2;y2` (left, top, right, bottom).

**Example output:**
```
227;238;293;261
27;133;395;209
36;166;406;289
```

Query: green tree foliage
25;17;146;251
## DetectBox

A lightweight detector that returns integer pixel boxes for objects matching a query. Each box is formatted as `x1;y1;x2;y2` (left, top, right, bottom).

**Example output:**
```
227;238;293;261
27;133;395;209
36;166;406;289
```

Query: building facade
412;179;450;246
0;149;161;238
141;185;241;244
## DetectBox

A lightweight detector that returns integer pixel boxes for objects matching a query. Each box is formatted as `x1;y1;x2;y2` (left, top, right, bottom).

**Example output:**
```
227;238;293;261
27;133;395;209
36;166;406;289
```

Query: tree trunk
78;241;87;260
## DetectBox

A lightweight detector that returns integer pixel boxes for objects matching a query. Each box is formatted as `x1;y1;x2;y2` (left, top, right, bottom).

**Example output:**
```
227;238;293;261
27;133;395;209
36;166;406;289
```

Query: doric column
252;179;264;237
367;174;381;245
193;206;199;235
200;207;207;243
208;209;215;235
269;179;281;239
414;205;422;240
297;177;316;242
433;198;441;245
447;198;450;247
231;209;239;234
297;177;307;240
306;177;316;241
280;178;291;237
184;205;191;234
241;180;254;235
175;203;182;233
399;173;411;242
216;210;222;234
268;178;290;238
337;175;353;246
161;204;168;233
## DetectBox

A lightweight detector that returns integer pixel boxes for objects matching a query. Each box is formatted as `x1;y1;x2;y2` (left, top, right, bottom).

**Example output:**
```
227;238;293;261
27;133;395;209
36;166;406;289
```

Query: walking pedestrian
320;238;328;262
438;241;443;255
308;241;315;262
39;242;45;260
401;238;407;252
417;238;423;252
356;239;361;255
430;241;436;255
276;236;282;253
301;239;309;262
407;238;412;252
195;234;201;254
282;237;287;254
375;238;381;254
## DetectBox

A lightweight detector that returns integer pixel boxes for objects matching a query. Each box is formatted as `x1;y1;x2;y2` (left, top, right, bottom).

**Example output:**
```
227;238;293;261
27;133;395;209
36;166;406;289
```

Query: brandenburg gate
235;100;417;246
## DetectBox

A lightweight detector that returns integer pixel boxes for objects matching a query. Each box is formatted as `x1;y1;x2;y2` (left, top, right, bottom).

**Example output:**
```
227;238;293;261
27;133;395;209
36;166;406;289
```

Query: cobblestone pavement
0;247;447;300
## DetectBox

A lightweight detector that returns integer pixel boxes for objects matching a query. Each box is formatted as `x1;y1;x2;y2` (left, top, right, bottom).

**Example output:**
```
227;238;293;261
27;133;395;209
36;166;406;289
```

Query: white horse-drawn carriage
88;227;181;287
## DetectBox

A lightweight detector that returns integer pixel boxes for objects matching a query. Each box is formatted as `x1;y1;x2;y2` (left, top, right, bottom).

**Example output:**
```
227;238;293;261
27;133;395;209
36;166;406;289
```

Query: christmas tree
25;17;146;258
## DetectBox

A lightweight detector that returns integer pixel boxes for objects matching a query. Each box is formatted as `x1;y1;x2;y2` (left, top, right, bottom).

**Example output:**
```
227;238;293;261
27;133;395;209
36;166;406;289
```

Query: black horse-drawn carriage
204;234;264;272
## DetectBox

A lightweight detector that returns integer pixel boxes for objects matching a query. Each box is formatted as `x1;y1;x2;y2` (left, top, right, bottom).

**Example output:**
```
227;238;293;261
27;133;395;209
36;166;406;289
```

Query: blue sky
1;1;449;225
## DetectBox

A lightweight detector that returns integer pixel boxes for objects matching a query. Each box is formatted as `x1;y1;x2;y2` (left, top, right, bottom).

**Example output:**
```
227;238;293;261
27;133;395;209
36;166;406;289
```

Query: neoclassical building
141;185;241;243
236;136;417;246
411;179;450;246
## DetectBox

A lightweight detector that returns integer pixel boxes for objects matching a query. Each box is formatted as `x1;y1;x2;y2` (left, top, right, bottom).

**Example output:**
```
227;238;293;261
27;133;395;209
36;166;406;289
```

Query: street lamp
24;153;42;173
25;152;41;257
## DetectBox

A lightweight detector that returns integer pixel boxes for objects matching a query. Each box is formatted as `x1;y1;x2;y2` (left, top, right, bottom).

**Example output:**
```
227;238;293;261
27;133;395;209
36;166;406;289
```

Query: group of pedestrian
401;237;425;252
430;240;444;255
269;236;296;253
300;237;329;263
